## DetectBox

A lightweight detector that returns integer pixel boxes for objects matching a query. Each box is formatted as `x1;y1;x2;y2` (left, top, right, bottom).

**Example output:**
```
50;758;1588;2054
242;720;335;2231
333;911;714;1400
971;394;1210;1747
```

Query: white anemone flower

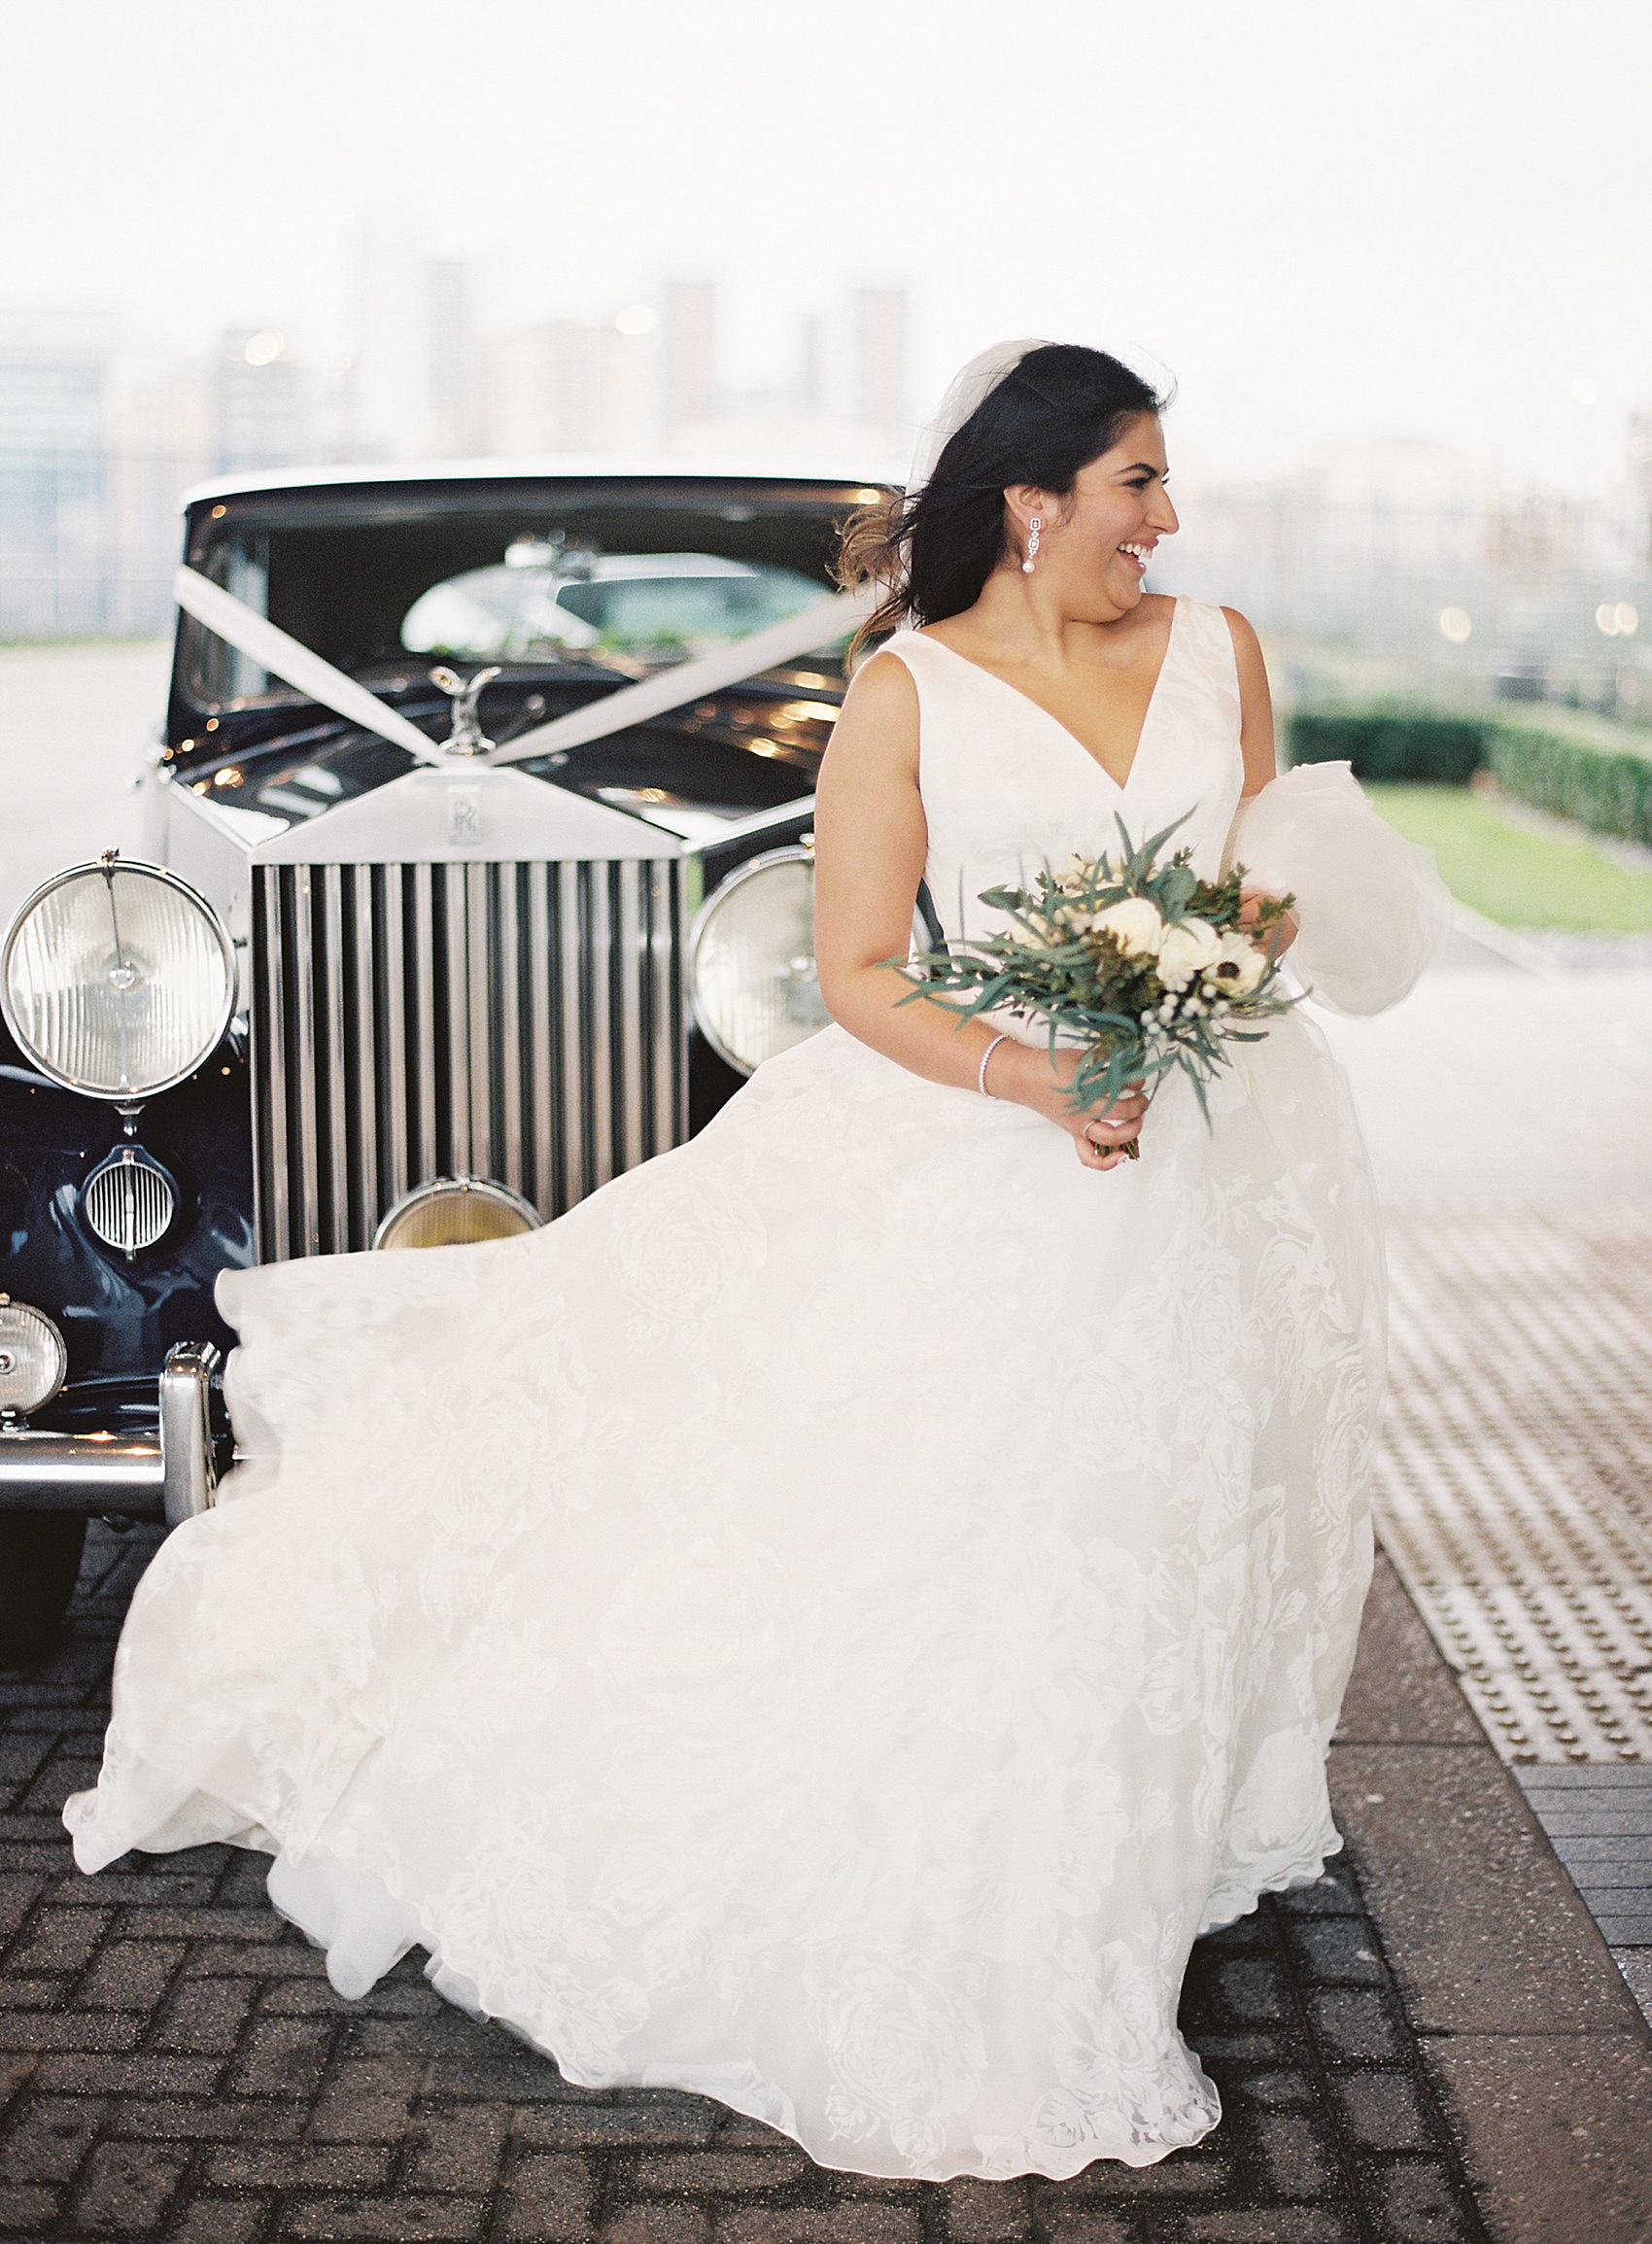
1202;929;1267;998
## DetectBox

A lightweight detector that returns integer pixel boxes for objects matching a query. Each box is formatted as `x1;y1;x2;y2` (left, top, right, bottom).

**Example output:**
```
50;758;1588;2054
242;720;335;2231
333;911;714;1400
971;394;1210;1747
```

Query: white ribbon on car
174;565;874;773
479;588;873;766
174;568;440;762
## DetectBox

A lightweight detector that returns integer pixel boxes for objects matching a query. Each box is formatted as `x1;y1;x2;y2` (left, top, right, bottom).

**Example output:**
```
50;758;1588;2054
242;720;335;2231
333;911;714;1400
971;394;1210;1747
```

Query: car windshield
400;548;827;669
176;476;880;711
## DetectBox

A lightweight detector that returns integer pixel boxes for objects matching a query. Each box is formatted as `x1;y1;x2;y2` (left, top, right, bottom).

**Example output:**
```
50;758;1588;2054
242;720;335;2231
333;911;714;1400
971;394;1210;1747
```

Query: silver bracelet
978;1032;1011;1097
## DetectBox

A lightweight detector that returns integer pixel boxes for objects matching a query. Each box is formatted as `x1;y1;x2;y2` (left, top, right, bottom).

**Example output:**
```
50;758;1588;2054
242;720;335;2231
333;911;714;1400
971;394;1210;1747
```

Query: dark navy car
0;463;891;1663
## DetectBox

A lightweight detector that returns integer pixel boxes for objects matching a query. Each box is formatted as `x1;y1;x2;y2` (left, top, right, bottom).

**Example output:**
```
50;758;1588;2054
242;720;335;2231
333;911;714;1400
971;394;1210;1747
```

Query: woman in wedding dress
66;342;1446;2182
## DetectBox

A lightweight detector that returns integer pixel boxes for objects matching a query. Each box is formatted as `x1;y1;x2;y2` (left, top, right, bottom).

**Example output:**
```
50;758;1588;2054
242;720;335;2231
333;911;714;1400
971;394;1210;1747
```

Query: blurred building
477;313;660;455
101;328;343;625
216;329;305;473
430;258;479;456
659;281;910;464
0;308;109;462
105;358;215;612
1157;432;1650;714
1630;412;1652;568
0;309;115;633
356;269;908;467
348;220;481;461
0;314;351;636
664;282;714;432
857;286;907;432
349;218;431;459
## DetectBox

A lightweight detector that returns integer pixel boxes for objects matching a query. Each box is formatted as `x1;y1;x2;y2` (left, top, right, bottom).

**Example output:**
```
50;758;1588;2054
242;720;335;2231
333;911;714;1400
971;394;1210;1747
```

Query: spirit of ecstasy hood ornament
429;665;501;756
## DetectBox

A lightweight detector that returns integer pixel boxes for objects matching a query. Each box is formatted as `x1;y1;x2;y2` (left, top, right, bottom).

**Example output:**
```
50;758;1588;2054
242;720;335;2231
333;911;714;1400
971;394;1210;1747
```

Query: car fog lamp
82;1143;179;1260
690;846;832;1076
0;1296;68;1419
372;1177;543;1252
1;858;236;1101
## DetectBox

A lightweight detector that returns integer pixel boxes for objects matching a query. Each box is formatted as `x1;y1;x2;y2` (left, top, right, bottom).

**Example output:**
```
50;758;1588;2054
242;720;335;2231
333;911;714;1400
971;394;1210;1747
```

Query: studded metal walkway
1374;1202;1652;2014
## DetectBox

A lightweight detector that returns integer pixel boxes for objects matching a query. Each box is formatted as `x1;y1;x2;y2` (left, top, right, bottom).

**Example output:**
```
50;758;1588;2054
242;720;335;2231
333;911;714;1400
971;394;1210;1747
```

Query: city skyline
0;267;915;472
0;0;1647;499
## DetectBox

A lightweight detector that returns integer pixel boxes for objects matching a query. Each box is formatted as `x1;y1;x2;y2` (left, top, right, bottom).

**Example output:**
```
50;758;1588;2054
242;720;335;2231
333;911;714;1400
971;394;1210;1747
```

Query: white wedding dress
66;599;1444;2181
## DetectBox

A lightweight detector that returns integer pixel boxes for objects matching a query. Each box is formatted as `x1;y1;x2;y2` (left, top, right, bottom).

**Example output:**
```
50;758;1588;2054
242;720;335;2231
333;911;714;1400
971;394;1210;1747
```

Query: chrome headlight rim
688;843;820;1079
0;855;237;1103
0;1295;69;1419
371;1175;544;1253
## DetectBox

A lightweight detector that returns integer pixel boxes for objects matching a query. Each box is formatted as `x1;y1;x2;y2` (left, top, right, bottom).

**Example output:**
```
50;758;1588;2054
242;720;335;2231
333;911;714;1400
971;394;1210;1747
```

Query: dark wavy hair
836;342;1169;652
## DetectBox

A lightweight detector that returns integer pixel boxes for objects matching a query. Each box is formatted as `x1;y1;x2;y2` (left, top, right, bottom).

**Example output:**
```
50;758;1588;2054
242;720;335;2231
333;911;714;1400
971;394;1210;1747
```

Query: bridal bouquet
908;816;1297;1157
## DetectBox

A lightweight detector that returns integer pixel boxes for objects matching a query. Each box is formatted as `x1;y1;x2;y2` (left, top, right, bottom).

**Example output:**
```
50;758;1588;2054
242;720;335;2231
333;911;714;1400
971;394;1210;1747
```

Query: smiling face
1005;412;1180;619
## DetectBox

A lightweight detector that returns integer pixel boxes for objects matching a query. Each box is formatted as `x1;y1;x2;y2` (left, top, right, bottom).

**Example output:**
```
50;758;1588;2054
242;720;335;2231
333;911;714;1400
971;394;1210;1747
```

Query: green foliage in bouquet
902;814;1298;1128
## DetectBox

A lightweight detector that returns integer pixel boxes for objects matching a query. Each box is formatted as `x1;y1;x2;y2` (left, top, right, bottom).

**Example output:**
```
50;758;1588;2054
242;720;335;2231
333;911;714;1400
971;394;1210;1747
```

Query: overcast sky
4;0;1648;490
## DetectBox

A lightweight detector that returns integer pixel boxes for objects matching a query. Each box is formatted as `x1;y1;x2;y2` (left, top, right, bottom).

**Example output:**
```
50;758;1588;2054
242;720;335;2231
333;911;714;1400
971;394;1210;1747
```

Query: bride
66;341;1445;2182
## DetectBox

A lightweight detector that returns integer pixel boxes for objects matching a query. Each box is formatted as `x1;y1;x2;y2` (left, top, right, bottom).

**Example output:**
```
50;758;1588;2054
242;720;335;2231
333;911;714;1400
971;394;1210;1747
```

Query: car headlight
690;846;834;1076
0;1296;68;1419
372;1177;543;1251
1;855;235;1101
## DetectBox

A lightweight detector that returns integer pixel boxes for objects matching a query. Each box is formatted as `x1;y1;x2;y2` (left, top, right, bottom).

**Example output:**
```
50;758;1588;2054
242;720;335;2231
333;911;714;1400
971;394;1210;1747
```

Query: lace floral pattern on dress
65;600;1418;2181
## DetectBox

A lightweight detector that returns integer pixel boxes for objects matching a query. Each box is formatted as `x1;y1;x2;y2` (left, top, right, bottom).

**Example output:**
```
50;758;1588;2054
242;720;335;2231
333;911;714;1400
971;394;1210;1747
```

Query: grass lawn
1362;783;1652;932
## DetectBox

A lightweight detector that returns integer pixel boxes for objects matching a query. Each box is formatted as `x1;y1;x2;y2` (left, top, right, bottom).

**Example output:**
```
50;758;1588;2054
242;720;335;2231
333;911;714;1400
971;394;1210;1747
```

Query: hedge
1286;704;1652;851
1483;719;1652;851
1287;707;1486;784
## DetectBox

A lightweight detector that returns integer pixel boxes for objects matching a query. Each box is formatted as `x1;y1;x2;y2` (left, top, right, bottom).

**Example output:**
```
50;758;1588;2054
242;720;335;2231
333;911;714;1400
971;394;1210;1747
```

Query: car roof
180;455;906;510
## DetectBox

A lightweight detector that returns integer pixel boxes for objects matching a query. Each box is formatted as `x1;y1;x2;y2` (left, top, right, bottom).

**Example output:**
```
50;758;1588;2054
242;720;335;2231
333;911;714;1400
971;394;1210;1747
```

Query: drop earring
1022;516;1042;574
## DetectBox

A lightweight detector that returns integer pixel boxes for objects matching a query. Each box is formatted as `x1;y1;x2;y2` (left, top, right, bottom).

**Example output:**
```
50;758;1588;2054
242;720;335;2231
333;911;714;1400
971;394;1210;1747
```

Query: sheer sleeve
1223;761;1452;1017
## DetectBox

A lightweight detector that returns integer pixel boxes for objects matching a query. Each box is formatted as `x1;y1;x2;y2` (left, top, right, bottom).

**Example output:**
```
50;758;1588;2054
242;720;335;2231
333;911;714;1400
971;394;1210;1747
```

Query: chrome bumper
0;1342;221;1530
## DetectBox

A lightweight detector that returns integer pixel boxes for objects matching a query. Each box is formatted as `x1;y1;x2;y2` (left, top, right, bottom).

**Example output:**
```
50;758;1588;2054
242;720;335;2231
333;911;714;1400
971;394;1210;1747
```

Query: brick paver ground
0;1526;1491;2244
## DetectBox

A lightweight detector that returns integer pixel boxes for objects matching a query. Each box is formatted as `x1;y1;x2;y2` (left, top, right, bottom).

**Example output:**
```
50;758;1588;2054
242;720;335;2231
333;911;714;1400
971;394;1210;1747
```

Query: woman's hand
1239;886;1299;957
987;1041;1148;1171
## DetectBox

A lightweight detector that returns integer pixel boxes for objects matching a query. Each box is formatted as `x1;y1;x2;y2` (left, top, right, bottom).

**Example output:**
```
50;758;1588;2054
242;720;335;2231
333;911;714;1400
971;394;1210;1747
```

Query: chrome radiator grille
250;858;687;1260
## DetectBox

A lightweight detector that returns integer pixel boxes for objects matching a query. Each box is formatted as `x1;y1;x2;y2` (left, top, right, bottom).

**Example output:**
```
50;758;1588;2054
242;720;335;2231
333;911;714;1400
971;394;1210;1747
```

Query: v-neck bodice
883;599;1244;948
914;601;1184;794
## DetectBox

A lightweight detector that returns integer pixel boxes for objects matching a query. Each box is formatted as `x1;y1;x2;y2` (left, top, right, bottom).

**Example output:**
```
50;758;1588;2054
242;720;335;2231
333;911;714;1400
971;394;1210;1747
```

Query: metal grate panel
251;857;687;1260
1375;1202;1652;1764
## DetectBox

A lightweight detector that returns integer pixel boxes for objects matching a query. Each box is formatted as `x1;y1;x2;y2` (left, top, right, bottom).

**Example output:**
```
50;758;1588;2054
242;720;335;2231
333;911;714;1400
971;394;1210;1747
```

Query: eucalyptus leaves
905;814;1297;1150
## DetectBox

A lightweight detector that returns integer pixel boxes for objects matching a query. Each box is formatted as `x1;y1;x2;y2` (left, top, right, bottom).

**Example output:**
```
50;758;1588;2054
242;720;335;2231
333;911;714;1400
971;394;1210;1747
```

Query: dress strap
872;627;942;684
1174;602;1243;727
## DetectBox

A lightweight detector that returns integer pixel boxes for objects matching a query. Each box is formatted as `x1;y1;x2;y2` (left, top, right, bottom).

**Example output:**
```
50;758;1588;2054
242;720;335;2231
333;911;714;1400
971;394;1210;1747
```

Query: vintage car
0;461;898;1664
